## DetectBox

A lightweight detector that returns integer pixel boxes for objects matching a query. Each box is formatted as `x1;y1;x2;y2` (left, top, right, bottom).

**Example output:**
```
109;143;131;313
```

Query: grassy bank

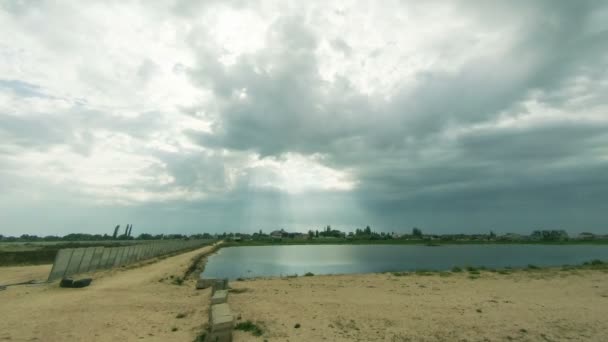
0;241;142;266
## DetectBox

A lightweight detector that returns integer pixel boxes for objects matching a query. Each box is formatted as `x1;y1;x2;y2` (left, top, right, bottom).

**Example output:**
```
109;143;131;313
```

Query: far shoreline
220;238;608;248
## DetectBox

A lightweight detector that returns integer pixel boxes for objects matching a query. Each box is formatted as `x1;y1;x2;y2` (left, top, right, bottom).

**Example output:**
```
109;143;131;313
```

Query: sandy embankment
229;269;608;342
0;244;217;342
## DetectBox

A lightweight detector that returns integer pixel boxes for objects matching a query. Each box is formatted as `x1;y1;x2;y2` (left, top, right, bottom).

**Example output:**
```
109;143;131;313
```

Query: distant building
577;232;596;240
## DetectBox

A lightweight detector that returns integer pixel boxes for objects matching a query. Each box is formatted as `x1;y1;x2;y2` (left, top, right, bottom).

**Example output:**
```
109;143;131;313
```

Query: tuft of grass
439;272;452;277
451;266;463;273
172;277;184;285
304;272;314;276
497;269;511;275
468;269;481;275
294;323;301;329
171;327;178;332
193;332;206;342
176;312;187;319
415;269;433;276
466;266;478;272
235;320;263;337
392;271;409;277
229;288;249;294
468;275;480;280
527;264;539;270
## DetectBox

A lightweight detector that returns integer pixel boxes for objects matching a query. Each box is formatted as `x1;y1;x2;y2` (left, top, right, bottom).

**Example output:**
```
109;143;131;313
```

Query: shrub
235;321;263;337
176;312;187;319
451;266;462;272
590;259;604;266
527;264;539;270
304;272;314;276
415;269;433;276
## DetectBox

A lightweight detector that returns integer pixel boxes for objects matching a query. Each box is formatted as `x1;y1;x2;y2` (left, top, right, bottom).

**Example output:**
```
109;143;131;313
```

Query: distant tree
315;230;319;238
308;230;314;239
489;231;496;239
364;226;372;235
412;227;422;238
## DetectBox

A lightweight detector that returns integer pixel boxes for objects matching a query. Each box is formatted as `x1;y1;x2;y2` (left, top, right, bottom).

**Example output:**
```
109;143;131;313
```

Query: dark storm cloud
184;1;608;232
3;0;608;235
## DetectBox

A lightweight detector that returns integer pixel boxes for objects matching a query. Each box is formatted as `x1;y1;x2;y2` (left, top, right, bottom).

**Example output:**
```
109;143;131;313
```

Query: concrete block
212;278;229;294
196;278;218;289
211;290;228;304
210;303;234;332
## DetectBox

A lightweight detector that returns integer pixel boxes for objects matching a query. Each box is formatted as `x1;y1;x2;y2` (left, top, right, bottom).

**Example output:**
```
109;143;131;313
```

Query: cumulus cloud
1;0;607;235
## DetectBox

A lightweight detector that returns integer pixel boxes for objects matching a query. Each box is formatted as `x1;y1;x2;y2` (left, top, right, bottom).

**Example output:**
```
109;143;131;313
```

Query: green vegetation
304;272;314;276
235;321;263;336
193;332;206;342
451;266;463;272
176;312;187;319
415;269;433;276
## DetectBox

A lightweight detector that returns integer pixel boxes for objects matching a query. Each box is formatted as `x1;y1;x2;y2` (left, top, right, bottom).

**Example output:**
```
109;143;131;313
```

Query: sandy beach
229;269;608;342
2;249;608;342
0;245;215;342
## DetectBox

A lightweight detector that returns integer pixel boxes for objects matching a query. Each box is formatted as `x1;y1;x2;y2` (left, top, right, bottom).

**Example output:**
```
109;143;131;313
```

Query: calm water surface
202;244;608;279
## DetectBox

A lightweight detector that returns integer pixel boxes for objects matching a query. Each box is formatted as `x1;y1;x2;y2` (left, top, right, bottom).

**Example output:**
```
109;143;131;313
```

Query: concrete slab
210;303;234;332
47;249;75;281
98;248;112;269
211;290;228;304
77;247;97;274
87;247;105;272
113;247;126;267
64;248;86;277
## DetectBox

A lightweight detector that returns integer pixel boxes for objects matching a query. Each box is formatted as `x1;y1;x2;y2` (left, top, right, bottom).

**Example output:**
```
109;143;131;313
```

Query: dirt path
229;269;608;341
0;244;218;342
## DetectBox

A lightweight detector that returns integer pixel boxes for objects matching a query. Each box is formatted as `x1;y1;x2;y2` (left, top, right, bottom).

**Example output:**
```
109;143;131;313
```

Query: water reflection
202;244;608;279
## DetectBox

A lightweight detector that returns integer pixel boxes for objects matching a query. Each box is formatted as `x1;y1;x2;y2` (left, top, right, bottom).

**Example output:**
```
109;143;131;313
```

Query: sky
1;0;608;236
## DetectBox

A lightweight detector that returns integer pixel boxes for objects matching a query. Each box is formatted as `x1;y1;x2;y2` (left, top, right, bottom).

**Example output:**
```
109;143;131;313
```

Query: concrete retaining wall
47;239;214;282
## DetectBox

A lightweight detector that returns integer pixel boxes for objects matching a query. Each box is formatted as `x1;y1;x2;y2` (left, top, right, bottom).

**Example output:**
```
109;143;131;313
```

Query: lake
201;244;608;279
